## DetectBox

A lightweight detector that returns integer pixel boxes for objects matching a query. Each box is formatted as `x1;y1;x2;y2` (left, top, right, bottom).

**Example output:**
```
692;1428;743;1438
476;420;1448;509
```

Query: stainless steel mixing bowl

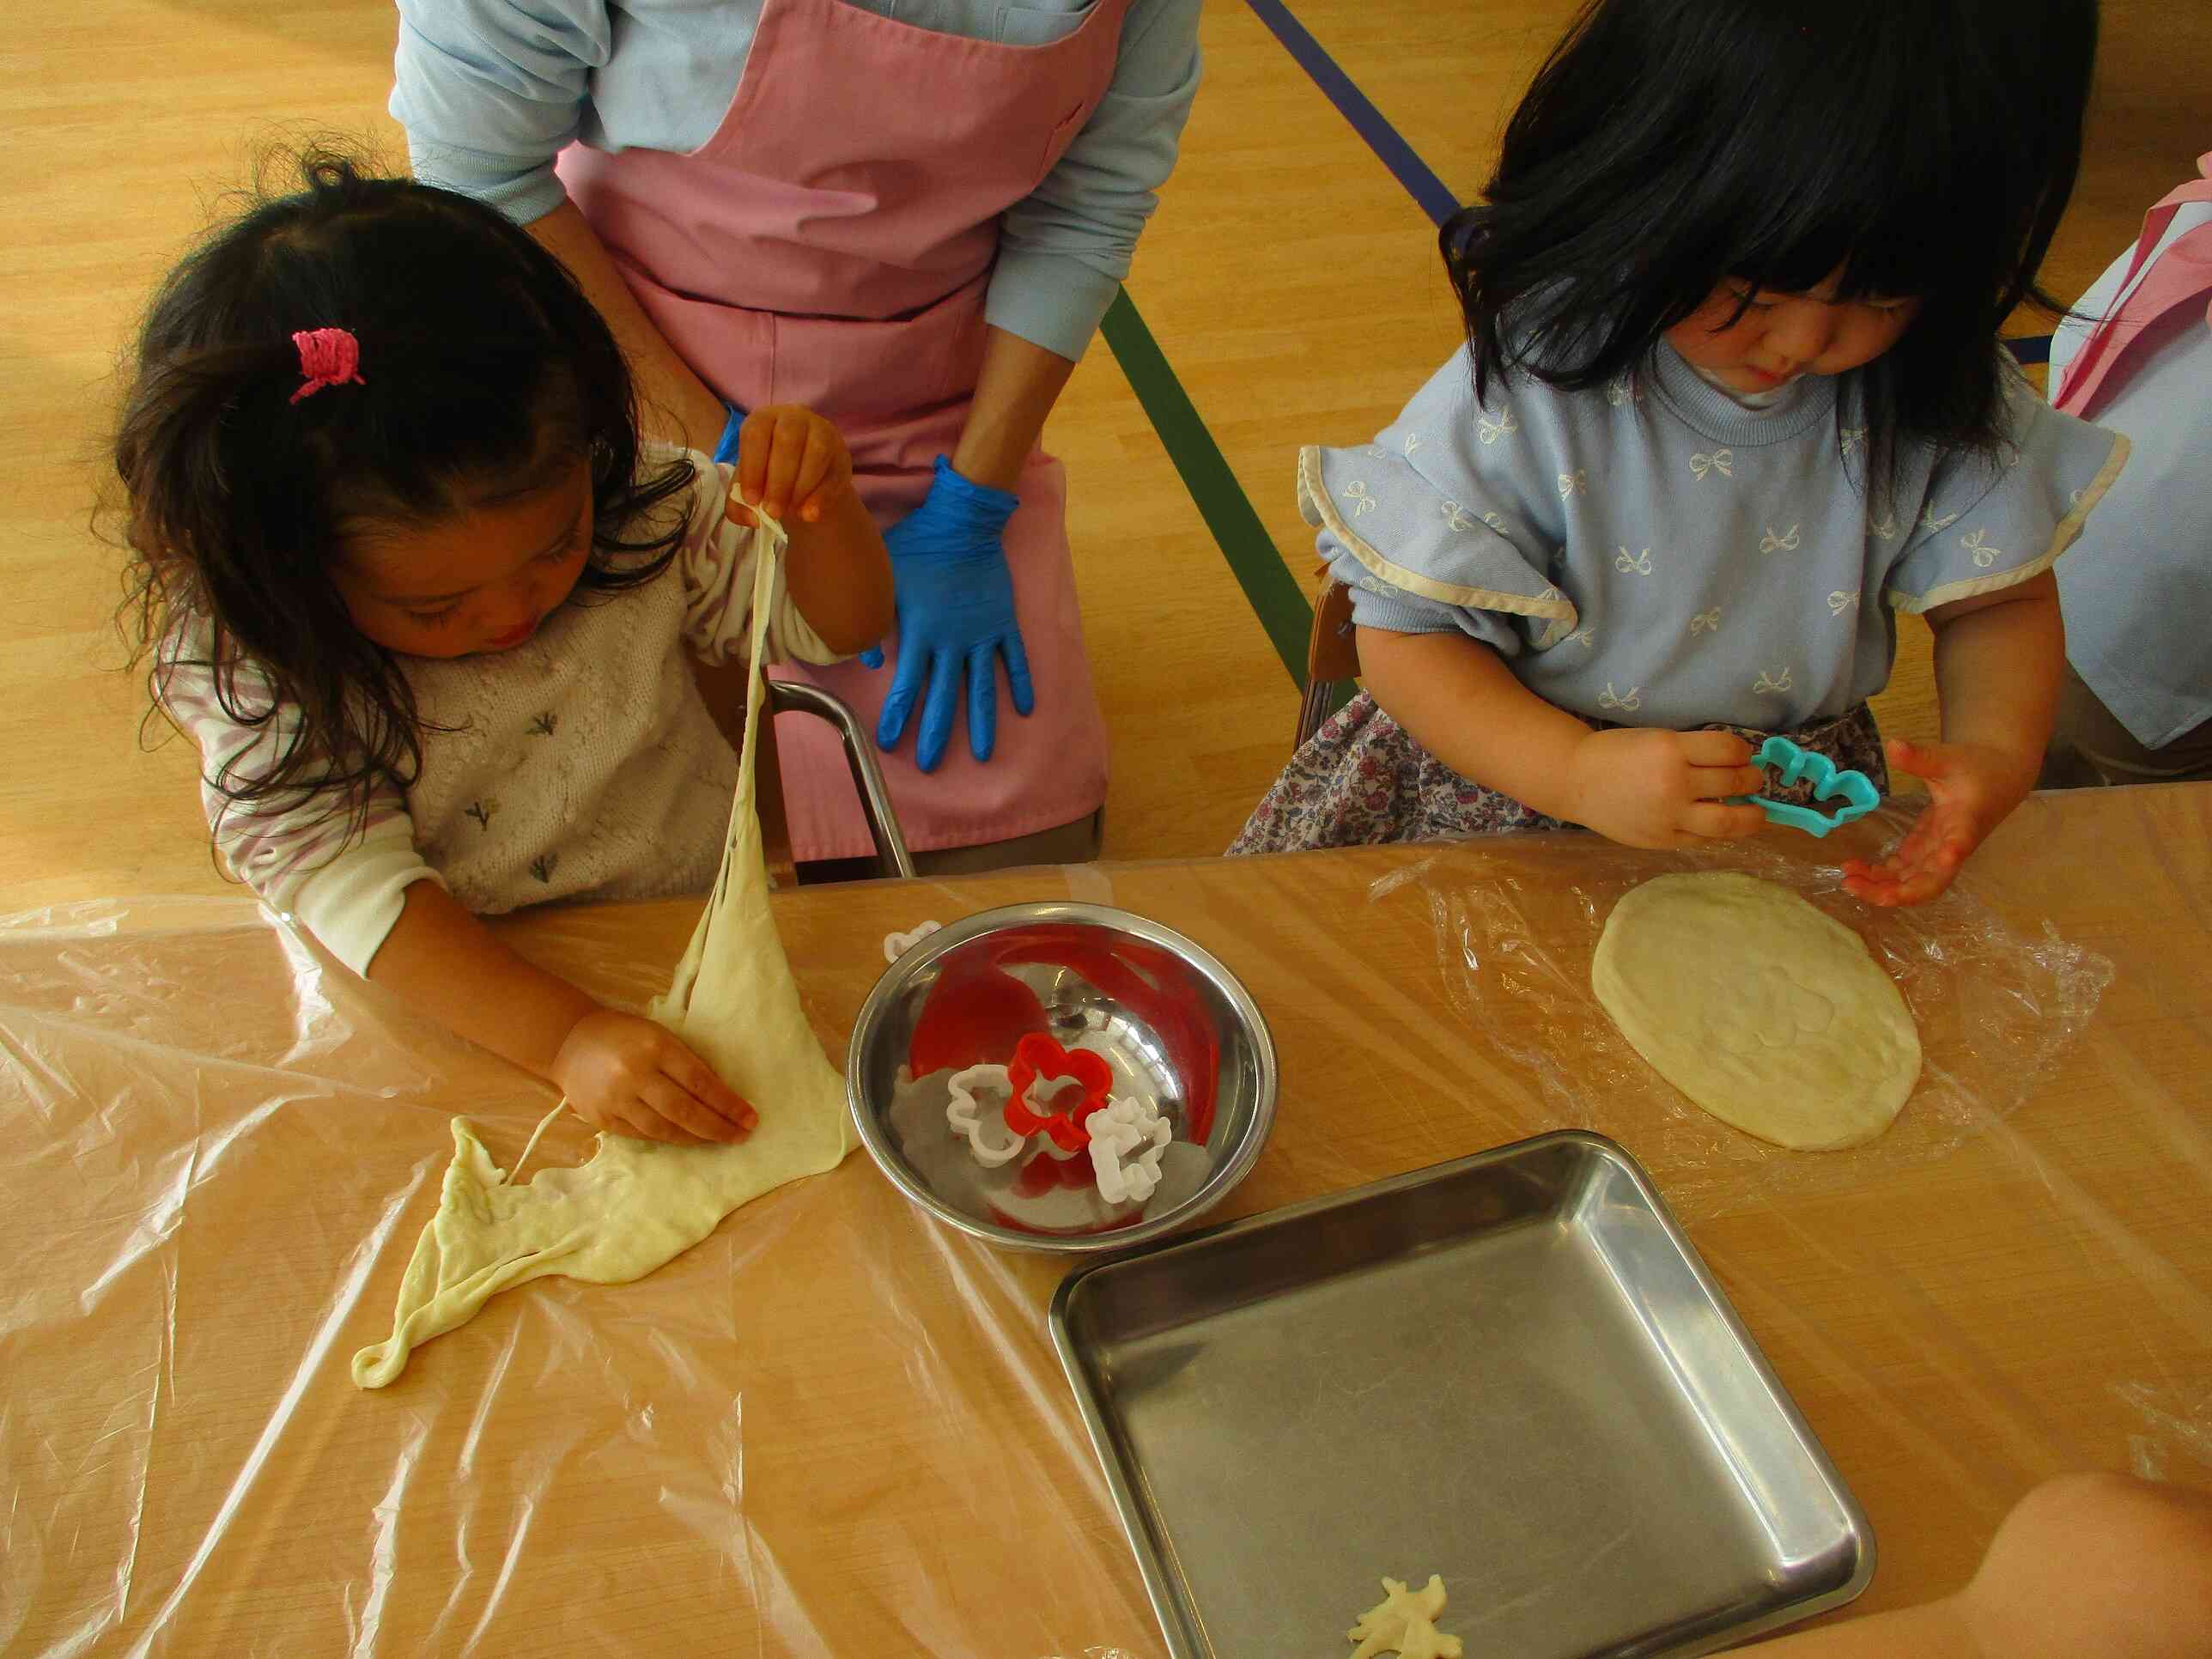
847;902;1277;1253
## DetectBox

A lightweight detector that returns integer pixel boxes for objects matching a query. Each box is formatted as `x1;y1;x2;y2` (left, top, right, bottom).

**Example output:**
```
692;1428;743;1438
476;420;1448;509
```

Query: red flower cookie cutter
1002;1033;1113;1153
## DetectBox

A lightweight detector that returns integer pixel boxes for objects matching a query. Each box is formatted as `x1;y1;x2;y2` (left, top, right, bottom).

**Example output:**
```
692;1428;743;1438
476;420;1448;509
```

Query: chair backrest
1296;566;1359;749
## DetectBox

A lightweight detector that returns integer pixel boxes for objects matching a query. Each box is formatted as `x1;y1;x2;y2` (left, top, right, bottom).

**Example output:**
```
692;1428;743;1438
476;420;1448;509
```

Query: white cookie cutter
1085;1097;1172;1205
945;1064;1025;1167
883;920;943;964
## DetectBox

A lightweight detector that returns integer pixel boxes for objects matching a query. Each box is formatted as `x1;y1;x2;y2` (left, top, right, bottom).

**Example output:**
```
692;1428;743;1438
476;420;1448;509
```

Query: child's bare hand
550;1009;758;1146
1841;737;2034;907
1567;727;1769;848
726;404;854;527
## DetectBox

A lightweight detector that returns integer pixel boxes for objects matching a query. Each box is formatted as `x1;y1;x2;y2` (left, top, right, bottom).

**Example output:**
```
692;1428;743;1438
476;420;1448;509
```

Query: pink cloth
556;0;1133;859
2052;150;2212;420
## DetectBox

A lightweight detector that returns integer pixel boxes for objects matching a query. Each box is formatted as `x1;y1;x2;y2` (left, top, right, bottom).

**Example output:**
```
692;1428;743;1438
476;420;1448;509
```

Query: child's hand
1841;737;2036;907
1567;727;1770;848
550;1009;759;1145
726;404;855;527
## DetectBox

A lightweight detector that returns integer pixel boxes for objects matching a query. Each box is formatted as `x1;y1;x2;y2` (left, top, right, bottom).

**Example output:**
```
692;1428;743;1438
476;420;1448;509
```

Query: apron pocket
998;0;1097;47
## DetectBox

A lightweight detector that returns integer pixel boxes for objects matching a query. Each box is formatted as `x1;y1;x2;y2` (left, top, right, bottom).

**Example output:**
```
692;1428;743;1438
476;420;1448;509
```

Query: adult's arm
950;328;1078;491
984;0;1203;362
528;201;729;450
392;0;725;447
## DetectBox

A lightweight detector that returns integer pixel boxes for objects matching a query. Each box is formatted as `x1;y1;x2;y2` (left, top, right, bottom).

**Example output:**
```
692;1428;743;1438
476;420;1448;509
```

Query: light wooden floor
3;0;2203;908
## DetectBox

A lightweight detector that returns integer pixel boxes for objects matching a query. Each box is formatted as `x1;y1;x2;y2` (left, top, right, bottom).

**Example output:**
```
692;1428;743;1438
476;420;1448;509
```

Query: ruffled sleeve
1883;372;2129;614
1302;353;1578;656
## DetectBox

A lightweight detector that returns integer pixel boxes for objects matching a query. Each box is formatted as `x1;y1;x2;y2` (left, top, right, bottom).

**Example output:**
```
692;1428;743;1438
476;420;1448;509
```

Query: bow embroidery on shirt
1919;506;1960;535
1483;510;1508;531
1753;666;1795;696
1566;627;1596;649
1759;524;1802;555
1440;499;1475;532
1614;546;1654;575
1828;590;1860;617
1475;406;1519;445
1597;683;1643;712
1689;449;1734;480
1840;425;1869;459
1404;432;1424;457
1870;512;1899;541
1690;607;1723;635
1606;374;1642;406
1341;480;1377;517
1960;527;2002;568
1557;470;1589;498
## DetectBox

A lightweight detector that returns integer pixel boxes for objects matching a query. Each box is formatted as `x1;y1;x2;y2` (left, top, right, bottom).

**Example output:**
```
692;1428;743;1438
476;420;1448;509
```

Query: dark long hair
1441;0;2098;498
113;151;695;848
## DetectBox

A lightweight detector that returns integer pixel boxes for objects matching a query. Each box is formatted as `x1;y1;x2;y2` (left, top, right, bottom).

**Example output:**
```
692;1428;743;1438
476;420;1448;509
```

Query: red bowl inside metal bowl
846;902;1278;1252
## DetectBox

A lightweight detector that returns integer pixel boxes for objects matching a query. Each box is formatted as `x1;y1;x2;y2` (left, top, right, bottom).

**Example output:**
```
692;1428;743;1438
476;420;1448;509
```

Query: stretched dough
1590;872;1920;1151
353;517;854;1389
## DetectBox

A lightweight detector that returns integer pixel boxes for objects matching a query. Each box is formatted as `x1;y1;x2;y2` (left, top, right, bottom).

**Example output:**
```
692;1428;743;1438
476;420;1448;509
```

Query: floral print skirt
1227;694;1889;855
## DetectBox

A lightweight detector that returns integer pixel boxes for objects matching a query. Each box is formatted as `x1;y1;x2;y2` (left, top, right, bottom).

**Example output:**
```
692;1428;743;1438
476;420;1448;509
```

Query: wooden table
5;786;2208;1656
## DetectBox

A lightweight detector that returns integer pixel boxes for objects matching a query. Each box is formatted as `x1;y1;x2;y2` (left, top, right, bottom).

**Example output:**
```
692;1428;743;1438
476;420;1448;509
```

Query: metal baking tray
1050;1131;1872;1657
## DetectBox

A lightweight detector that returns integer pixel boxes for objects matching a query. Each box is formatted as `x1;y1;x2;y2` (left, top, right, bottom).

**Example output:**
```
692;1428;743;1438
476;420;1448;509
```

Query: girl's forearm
1358;626;1595;818
1929;572;2063;763
950;326;1078;492
526;201;728;453
364;880;599;1080
782;489;895;653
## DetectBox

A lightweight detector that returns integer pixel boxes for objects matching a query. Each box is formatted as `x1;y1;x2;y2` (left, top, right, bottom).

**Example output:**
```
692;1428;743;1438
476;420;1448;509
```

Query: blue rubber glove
712;402;746;465
862;456;1034;771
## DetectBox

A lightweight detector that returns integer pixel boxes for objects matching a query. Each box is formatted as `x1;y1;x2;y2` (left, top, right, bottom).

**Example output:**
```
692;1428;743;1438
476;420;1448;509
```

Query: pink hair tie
289;327;366;404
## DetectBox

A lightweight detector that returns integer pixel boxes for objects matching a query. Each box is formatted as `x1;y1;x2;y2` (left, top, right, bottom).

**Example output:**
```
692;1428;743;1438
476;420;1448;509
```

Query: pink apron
2051;150;2212;420
557;0;1130;860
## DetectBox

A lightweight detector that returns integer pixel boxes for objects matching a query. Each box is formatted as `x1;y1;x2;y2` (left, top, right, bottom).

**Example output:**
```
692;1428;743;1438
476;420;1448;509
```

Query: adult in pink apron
555;0;1132;863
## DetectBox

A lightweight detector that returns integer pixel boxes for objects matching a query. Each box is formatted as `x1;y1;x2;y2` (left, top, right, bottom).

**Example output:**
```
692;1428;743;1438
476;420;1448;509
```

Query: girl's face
1664;276;1919;396
333;459;594;659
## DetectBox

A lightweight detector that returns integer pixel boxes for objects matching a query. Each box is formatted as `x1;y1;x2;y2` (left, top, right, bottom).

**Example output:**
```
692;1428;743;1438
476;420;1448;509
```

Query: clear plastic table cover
5;793;2209;1656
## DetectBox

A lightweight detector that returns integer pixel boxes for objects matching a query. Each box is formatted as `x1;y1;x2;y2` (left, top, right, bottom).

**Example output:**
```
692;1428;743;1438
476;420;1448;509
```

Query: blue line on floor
1243;0;2057;369
1241;0;1462;228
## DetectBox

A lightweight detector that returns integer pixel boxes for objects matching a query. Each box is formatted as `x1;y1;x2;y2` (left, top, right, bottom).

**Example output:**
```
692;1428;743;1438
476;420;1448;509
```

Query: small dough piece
1591;872;1920;1151
352;518;854;1389
1348;1575;1462;1659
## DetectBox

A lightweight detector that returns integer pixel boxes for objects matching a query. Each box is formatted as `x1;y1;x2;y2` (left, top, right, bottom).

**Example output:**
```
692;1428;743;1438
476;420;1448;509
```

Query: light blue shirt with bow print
1307;342;2127;733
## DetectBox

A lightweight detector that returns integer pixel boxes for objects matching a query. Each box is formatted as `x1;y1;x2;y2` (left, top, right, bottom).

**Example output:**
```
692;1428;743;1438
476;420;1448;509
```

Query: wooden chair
1295;565;1360;749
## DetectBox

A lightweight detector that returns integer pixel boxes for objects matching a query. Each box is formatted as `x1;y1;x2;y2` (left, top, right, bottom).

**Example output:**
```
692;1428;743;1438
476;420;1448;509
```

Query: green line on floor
1099;288;1314;688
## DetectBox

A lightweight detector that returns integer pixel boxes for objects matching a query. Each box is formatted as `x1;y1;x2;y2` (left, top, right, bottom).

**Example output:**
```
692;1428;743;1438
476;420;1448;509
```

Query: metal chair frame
763;680;917;881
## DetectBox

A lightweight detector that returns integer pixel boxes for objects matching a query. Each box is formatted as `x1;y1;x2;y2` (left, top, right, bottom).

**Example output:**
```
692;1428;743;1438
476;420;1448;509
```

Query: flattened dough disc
1591;872;1920;1151
353;516;854;1389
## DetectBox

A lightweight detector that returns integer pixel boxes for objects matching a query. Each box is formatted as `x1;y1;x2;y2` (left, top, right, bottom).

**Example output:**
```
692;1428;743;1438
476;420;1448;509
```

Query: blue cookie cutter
1729;736;1881;837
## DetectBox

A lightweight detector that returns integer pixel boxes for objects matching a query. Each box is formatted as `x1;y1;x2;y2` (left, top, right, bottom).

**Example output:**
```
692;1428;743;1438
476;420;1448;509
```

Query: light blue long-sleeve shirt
391;0;1201;362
